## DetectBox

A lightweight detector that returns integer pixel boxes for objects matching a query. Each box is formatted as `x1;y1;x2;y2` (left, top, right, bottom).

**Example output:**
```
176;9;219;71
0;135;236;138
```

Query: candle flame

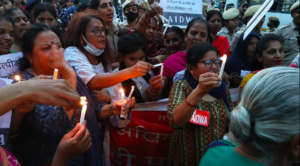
222;54;227;62
131;86;134;90
14;75;21;81
80;96;87;105
120;89;124;93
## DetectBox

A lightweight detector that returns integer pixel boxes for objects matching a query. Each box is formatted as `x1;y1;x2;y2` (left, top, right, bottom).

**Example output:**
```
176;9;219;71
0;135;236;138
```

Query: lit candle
219;55;227;79
79;96;87;128
163;23;170;36
53;68;58;80
127;86;134;100
160;64;164;76
153;63;163;68
120;89;125;118
14;75;21;82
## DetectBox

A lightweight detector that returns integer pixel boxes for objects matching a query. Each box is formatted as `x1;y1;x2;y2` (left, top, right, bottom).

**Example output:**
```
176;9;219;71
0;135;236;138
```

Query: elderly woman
10;23;132;166
199;67;299;166
167;42;233;166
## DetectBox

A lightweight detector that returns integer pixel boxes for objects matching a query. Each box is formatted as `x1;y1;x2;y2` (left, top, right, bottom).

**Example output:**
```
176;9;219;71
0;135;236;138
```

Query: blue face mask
81;34;104;56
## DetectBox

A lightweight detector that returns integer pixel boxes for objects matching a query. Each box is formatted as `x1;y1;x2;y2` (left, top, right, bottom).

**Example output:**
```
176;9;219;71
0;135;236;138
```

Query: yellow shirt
240;73;255;88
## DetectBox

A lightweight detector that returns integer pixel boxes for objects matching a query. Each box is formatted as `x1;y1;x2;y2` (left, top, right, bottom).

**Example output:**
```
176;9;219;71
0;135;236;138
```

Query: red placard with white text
189;110;210;127
110;100;174;166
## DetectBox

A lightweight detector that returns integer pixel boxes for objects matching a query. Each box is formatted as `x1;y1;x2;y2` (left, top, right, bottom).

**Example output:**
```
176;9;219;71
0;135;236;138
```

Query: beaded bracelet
184;98;198;108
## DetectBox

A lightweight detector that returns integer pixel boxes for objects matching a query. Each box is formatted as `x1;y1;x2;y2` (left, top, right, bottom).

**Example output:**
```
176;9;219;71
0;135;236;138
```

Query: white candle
120;89;125;118
14;75;21;82
219;54;227;79
153;63;163;68
163;23;170;36
160;64;164;76
159;14;169;23
53;68;58;80
127;86;134;100
79;96;87;128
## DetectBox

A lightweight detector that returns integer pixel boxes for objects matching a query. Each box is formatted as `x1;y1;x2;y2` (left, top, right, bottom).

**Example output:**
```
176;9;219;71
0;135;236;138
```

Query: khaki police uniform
274;22;299;66
219;8;240;47
274;1;299;66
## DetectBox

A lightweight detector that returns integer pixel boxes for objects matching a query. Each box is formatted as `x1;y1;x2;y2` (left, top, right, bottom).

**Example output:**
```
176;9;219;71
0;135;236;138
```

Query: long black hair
0;13;14;27
251;34;283;71
19;23;62;71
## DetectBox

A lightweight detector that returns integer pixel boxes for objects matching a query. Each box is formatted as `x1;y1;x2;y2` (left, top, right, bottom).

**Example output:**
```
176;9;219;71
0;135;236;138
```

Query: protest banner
110;99;173;166
160;0;202;28
0;78;13;150
0;52;22;79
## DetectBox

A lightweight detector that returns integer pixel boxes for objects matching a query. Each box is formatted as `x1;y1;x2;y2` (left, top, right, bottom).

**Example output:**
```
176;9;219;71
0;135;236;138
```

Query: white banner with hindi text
160;0;203;28
0;52;22;79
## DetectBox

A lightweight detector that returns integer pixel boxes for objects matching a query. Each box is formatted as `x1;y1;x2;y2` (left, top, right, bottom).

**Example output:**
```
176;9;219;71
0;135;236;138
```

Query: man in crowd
265;16;280;34
275;1;299;66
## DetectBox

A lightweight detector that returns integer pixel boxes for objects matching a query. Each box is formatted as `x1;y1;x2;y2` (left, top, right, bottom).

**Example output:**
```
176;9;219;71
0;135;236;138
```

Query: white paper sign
0;78;13;149
0;52;23;79
160;0;203;28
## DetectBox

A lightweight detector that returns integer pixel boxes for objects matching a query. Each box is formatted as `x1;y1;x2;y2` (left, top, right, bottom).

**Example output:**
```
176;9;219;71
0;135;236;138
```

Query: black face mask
125;11;138;22
267;22;272;27
242;8;247;12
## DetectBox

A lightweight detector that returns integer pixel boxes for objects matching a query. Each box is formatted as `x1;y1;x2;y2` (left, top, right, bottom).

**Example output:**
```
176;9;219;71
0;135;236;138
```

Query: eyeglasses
198;59;222;68
89;27;108;36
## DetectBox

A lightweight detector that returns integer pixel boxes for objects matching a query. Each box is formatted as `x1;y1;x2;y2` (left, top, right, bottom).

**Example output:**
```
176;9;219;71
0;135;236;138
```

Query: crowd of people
0;0;299;165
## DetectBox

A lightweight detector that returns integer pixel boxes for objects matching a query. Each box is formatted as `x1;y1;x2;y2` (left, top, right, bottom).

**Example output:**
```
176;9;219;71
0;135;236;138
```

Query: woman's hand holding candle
110;97;136;119
196;72;222;95
129;61;154;78
149;75;164;94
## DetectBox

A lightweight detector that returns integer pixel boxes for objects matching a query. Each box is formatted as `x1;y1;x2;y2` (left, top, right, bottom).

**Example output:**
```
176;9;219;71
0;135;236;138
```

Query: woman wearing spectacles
167;42;233;166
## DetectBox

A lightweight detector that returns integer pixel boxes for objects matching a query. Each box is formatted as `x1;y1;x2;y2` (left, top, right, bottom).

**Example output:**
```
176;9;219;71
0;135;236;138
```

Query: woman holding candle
111;32;164;103
0;79;91;166
206;10;230;56
167;42;233;166
161;17;211;98
224;32;260;88
10;23;134;166
64;12;154;92
5;8;31;53
239;34;284;98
